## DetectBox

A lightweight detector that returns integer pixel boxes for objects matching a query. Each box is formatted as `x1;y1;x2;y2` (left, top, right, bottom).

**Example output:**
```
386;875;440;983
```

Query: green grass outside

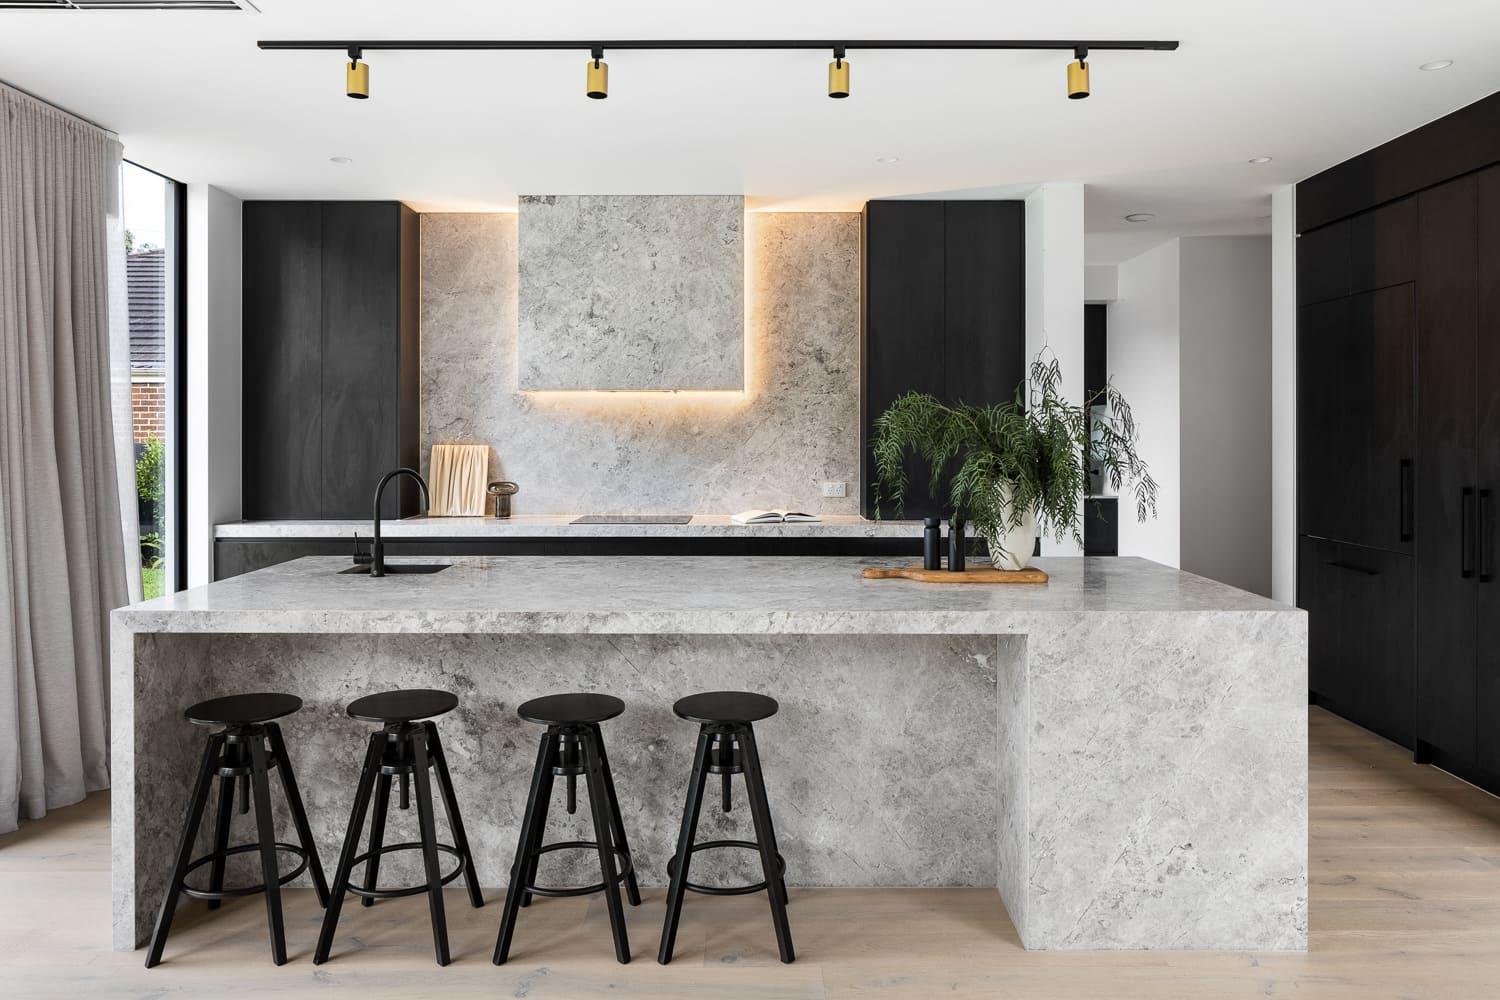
142;566;164;601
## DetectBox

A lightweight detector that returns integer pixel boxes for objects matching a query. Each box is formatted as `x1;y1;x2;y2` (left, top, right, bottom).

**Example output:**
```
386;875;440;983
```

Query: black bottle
923;517;942;570
948;516;966;572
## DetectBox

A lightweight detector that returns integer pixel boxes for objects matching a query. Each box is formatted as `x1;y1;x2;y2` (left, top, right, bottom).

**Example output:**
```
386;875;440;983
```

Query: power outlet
821;481;847;498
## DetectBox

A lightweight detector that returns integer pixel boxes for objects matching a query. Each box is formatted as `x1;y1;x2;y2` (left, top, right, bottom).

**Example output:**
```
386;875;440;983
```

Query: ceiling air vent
0;1;257;10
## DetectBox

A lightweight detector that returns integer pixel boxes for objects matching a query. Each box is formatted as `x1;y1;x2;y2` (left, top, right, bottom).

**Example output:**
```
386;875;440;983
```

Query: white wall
1110;240;1181;567
1179;236;1273;595
1270;186;1298;605
1025;182;1086;555
1084;264;1118;303
186;184;241;586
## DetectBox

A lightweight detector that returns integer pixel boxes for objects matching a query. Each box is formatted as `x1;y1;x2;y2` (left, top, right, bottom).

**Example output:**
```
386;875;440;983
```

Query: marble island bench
111;555;1307;953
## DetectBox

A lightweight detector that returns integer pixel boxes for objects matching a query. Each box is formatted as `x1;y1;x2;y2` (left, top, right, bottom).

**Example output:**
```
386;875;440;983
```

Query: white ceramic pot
982;484;1037;571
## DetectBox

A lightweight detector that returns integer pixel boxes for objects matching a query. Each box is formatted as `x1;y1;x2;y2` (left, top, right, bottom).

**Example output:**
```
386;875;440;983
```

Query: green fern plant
872;353;1158;547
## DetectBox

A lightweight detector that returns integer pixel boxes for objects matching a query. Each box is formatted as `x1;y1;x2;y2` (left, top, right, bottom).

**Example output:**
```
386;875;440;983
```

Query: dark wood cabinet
1298;91;1500;792
1474;165;1500;775
860;200;1025;518
242;201;419;520
1301;536;1414;748
243;202;323;519
1414;176;1480;761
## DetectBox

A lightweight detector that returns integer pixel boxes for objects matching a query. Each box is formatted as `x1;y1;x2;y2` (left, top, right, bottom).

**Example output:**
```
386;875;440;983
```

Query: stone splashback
421;211;861;515
517;195;745;391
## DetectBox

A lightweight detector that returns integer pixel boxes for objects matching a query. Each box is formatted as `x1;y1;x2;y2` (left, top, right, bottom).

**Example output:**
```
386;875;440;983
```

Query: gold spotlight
828;46;849;98
586;47;608;99
1067;47;1090;99
346;47;369;99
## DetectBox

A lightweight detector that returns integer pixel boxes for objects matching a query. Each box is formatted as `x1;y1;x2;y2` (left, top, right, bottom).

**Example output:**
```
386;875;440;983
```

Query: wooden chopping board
862;564;1049;584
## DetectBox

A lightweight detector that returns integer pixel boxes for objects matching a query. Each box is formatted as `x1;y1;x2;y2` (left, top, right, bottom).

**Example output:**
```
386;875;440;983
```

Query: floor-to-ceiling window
121;161;185;597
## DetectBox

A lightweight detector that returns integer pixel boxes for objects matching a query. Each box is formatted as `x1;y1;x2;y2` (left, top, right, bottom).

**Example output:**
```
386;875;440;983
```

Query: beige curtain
0;83;132;834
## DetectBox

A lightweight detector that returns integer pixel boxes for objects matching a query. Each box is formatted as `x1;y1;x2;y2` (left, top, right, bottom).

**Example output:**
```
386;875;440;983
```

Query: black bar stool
492;693;641;965
315;689;484;967
146;692;327;968
658;691;793;965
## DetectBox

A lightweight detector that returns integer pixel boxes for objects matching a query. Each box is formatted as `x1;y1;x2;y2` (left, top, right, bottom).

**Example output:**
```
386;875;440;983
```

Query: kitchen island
111;555;1306;953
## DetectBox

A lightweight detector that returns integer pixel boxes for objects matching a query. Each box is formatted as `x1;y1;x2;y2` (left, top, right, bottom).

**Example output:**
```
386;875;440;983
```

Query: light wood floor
4;708;1500;998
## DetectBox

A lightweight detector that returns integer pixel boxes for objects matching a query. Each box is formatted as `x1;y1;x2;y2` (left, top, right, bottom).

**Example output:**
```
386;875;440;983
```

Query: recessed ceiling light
329;156;354;165
1248;156;1273;164
875;156;900;165
1419;59;1454;71
1124;213;1156;224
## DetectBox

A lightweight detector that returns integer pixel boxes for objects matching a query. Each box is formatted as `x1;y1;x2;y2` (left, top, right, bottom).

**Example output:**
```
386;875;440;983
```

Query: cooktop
570;514;694;525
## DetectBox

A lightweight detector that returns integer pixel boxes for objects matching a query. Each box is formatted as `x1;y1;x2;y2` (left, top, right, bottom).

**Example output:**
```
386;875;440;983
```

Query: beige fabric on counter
0;83;131;834
428;443;489;516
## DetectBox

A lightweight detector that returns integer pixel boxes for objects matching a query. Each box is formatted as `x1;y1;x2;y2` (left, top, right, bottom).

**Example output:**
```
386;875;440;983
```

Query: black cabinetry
860;200;1025;518
1298;89;1500;792
243;201;419;519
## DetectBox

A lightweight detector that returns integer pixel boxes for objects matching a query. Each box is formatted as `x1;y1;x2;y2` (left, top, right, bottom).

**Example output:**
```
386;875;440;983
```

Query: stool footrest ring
344;841;464;900
666;839;786;896
522;840;635;899
180;842;310;900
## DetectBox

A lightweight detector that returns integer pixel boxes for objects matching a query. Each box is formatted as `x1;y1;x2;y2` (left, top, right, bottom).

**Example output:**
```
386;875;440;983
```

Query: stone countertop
214;514;923;540
113;555;1294;635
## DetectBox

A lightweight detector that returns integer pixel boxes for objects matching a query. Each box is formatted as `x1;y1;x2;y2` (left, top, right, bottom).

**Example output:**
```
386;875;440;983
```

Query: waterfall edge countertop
213;513;925;539
111;556;1307;955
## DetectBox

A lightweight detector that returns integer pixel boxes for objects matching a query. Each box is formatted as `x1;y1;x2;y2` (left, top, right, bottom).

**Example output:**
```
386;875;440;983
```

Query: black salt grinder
948;516;966;572
923;517;942;571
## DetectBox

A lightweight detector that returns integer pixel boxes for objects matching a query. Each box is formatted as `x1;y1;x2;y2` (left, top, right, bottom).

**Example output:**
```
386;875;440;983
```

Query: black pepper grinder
948;516;966;573
923;517;942;571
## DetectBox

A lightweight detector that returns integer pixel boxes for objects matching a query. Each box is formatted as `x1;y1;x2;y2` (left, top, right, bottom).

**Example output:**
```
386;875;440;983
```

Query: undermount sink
340;563;451;575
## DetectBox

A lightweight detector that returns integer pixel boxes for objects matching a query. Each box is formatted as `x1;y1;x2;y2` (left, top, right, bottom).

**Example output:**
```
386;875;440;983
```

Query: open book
731;509;822;524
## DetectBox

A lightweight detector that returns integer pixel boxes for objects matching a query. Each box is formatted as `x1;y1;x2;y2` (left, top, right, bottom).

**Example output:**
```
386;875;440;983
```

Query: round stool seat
185;692;302;727
346;689;458;724
517;692;624;727
673;691;779;725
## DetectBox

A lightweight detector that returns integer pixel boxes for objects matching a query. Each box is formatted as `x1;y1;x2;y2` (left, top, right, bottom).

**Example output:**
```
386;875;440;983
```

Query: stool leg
360;771;392;908
246;732;288;966
266;722;329;907
145;732;224;968
409;727;451;966
738;723;795;964
205;742;237;911
588;723;641;907
581;731;630;964
425;722;485;908
493;730;557;964
657;727;711;965
314;732;384;965
518;728;558;909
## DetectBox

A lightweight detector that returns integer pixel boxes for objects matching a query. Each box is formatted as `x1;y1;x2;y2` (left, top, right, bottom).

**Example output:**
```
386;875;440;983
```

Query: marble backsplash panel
517;195;745;391
420;211;861;515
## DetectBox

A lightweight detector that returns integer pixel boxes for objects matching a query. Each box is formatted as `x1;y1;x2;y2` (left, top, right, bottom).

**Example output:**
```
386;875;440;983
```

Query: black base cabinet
1298;90;1500;796
1300;536;1413;749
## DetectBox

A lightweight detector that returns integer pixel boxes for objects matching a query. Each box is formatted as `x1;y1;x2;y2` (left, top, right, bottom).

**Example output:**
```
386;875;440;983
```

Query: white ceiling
2;1;1497;262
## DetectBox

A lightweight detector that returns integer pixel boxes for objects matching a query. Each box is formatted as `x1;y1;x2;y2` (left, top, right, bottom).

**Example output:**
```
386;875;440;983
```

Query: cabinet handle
1327;560;1379;577
1462;487;1476;579
1481;489;1493;583
1399;459;1413;542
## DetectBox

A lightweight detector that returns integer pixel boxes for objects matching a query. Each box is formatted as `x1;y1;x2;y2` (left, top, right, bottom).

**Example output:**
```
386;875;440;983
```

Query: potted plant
872;353;1158;569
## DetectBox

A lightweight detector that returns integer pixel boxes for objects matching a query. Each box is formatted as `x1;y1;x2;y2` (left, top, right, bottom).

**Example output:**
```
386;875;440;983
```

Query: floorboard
3;708;1498;998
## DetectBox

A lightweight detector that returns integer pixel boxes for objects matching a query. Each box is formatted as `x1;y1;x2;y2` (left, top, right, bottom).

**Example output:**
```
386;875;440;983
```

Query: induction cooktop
570;514;694;524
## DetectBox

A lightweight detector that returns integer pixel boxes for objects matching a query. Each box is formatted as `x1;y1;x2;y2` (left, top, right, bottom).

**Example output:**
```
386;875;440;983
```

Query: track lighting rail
259;39;1179;53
